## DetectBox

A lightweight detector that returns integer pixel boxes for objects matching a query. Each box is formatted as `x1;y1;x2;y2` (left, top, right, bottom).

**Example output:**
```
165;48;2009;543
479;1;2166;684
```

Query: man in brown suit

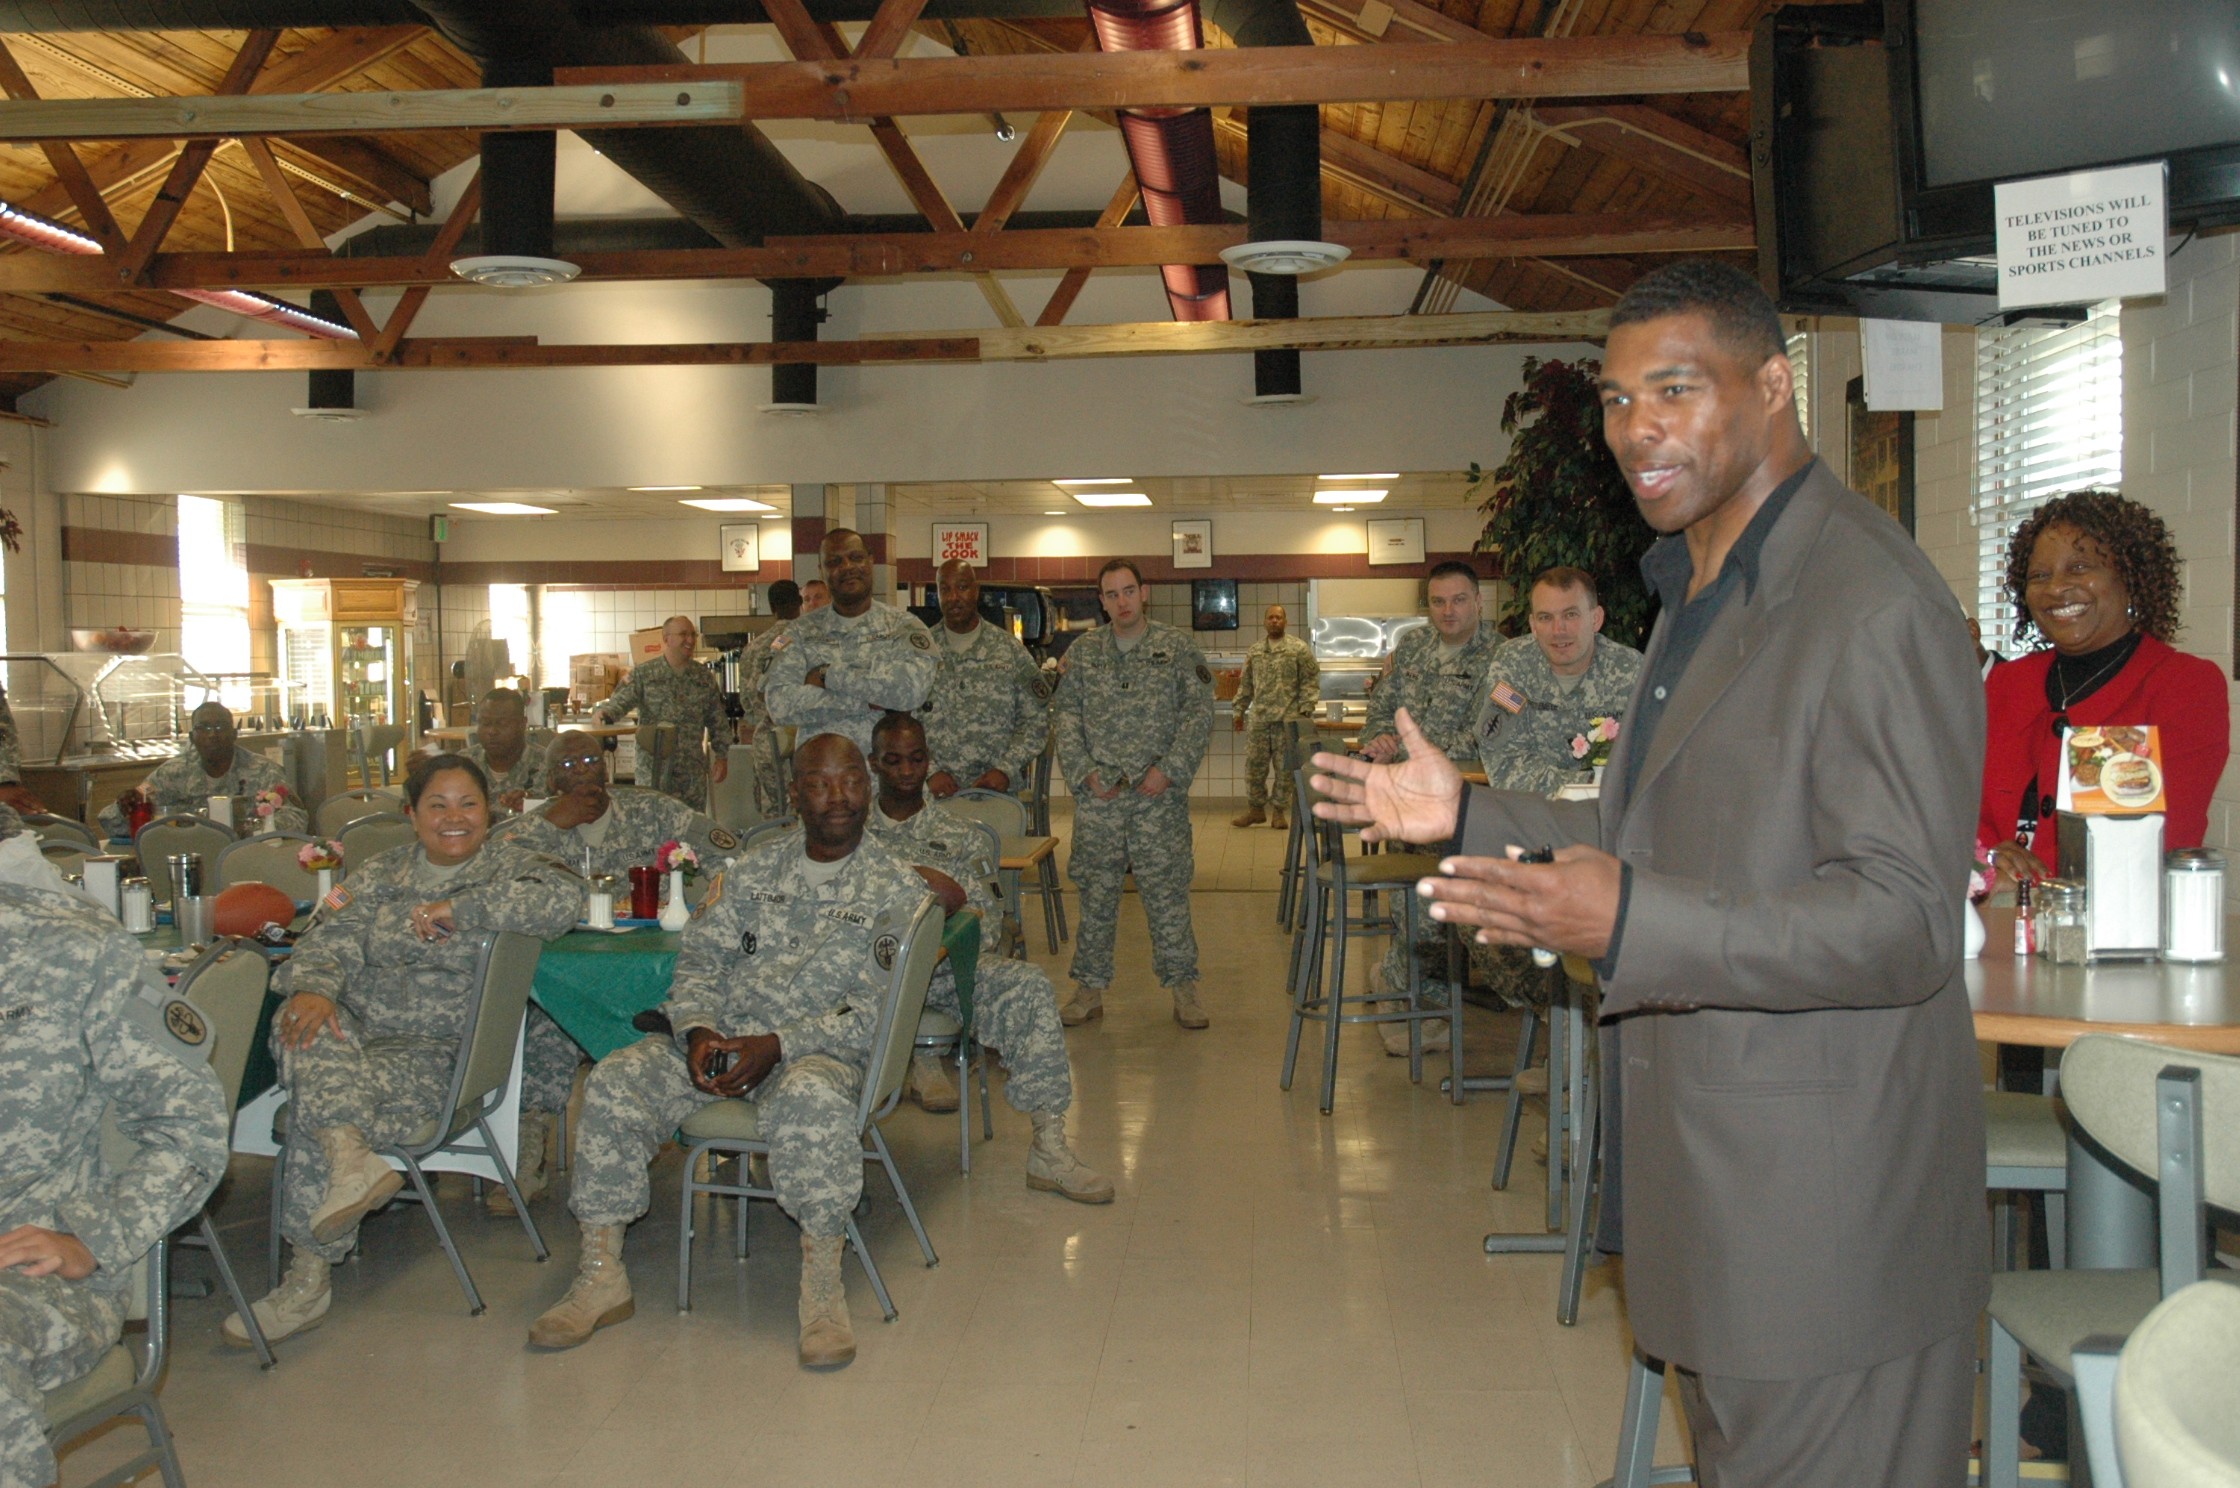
1314;261;1987;1485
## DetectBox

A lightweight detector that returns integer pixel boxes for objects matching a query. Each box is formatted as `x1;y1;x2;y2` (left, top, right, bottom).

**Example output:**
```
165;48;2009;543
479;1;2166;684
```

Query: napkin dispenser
2055;811;2163;961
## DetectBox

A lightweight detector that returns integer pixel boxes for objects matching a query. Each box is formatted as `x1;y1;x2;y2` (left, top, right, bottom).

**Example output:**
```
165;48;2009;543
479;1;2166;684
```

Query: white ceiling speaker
449;255;582;289
1219;240;1351;275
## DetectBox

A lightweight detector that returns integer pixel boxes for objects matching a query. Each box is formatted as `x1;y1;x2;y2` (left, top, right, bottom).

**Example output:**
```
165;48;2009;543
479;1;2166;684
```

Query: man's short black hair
478;687;526;711
1426;560;1479;587
1097;557;1145;589
1609;260;1786;366
870;710;924;751
768;578;801;609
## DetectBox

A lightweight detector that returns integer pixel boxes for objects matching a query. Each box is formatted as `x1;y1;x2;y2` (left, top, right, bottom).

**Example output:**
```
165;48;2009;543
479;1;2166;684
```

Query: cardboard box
568;653;630;710
630;627;667;664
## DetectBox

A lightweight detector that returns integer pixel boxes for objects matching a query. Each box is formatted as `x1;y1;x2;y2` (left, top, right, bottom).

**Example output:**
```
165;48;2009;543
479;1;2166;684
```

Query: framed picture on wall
1366;517;1426;567
719;523;760;572
1171;518;1213;570
1846;375;1916;536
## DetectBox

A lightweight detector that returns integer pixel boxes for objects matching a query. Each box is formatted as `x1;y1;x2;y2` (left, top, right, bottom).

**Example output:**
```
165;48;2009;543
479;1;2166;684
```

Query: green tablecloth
530;914;981;1061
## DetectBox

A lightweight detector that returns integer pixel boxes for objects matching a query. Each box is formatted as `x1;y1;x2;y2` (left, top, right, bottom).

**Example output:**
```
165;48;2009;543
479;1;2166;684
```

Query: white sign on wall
1995;161;2167;311
1860;318;1944;412
931;522;989;568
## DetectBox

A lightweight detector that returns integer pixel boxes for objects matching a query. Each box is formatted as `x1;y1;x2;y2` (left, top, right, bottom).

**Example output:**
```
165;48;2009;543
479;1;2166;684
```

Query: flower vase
1592;763;1605;786
315;867;335;901
659;869;690;931
258;814;276;835
1963;899;1987;959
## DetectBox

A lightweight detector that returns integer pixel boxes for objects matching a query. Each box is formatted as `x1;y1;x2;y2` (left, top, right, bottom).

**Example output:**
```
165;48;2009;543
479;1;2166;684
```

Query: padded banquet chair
1019;744;1067;951
136;815;233;906
23;812;99;849
942;788;1028;958
334;811;416;867
907;819;1001;1172
675;895;944;1322
2115;1280;2240;1488
42;1240;185;1488
215;831;321;902
314;788;397;839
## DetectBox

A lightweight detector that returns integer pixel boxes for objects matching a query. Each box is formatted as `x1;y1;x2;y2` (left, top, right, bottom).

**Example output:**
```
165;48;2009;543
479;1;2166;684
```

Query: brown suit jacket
1459;462;1989;1380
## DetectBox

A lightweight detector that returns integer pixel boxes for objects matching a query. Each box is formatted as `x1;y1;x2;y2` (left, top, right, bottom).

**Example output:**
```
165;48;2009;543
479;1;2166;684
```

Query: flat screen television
1191;580;1239;632
1753;0;2240;322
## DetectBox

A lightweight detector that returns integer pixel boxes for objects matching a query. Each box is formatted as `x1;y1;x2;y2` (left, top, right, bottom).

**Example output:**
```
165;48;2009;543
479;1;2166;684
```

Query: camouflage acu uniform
97;745;308;835
493;788;747;1116
1054;621;1214;990
597;658;733;811
567;835;932;1240
1359;623;1500;763
0;686;22;786
919;620;1052;791
0;885;226;1488
464;727;557;805
867;803;1072;1113
735;620;790;820
1234;634;1319;813
269;840;581;1261
761;602;937;756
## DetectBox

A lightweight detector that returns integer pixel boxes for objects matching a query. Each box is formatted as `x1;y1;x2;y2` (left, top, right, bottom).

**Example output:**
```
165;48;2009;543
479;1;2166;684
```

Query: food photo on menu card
2061;724;2168;815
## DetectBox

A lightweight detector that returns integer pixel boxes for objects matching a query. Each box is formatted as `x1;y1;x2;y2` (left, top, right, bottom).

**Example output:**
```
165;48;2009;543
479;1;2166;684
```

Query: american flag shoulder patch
1488;680;1527;715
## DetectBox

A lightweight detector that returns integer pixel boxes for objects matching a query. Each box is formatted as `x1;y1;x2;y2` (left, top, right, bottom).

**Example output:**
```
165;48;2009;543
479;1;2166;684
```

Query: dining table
1971;907;2240;1268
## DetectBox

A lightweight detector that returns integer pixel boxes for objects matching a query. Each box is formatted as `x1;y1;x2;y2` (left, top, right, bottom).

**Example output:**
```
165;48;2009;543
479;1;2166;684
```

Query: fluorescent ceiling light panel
1070;491;1152;508
629;485;703;492
1320;472;1399;481
1314;489;1387;504
1053;477;1132;486
680;498;778;513
450;501;557;516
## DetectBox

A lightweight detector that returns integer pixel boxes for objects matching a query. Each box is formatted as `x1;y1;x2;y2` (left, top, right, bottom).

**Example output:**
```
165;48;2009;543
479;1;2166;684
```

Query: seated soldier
0;883;228;1488
457;689;556;814
99;701;308;836
485;731;744;1214
863;714;1111;1211
526;735;944;1368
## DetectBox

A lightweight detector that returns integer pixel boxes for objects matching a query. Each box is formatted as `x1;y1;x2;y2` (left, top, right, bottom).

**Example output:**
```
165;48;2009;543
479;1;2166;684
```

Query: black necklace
2046;631;2142;735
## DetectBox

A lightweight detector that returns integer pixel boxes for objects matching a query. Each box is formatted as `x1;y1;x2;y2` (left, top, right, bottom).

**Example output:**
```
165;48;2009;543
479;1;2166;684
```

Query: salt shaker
2162;849;2225;963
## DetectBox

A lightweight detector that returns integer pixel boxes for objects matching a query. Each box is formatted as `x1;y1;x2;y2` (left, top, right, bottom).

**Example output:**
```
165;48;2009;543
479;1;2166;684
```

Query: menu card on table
2058;725;2167;816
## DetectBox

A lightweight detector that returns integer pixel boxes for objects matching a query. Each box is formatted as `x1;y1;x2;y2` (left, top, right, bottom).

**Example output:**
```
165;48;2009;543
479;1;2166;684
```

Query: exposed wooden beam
238;137;381;341
0;37;1749;144
368;172;483;361
0;41;125;253
114;30;280;282
1037;171;1139;327
1533;104;1751;206
257;27;429;93
0;213;1750;294
974;109;1073;233
853;0;932;61
0;307;1602;372
278;137;433;216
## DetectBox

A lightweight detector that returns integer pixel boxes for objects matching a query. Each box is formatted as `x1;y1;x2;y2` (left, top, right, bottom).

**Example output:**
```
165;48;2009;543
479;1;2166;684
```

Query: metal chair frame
909;817;1001;1172
1275;722;1314;931
42;1239;185;1488
263;930;550;1315
1019;744;1068;951
675;895;946;1323
170;938;280;1368
1281;765;1449;1113
943;789;1028;959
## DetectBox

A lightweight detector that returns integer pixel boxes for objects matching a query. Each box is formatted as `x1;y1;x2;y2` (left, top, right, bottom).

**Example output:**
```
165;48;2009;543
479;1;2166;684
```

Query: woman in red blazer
1981;490;2231;882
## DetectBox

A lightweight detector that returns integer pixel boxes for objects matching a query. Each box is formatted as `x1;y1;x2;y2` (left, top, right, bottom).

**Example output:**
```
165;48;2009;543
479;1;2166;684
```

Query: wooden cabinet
271;579;419;740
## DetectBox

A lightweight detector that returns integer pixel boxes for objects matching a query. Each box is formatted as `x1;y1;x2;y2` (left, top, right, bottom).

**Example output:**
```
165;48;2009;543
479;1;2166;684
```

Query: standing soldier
1229;603;1319;830
736;579;803;820
0;884;227;1488
762;529;936;755
1359;561;1499;765
595;616;731;811
920;558;1051;799
1054;559;1214;1030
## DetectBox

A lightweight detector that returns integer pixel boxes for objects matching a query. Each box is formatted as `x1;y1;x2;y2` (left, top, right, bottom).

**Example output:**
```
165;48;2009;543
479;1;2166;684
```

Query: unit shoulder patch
873;933;899;971
163;999;208;1047
909;630;934;651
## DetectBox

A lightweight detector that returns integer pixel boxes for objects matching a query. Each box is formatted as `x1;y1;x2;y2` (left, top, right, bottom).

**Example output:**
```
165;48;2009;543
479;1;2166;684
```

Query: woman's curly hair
2003;489;2183;648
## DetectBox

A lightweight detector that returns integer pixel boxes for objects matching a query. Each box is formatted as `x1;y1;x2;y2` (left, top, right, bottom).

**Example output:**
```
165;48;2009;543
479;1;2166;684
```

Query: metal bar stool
1280;765;1445;1113
1017;744;1068;952
1275;721;1315;932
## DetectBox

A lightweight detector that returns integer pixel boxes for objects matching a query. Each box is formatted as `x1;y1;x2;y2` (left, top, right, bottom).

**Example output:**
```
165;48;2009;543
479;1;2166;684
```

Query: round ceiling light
449;255;582;289
290;406;367;422
760;401;827;416
1219;239;1351;275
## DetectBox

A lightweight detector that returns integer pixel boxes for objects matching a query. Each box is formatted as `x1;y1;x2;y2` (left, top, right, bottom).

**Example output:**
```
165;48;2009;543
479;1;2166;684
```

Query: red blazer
1980;634;2231;868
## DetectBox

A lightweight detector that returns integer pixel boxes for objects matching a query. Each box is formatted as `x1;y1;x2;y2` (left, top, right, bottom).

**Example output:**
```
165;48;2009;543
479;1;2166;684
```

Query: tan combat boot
527;1223;634;1350
797;1233;855;1369
1024;1111;1115;1204
1059;983;1104;1026
307;1125;405;1245
486;1112;551;1216
1268;805;1288;830
1169;980;1209;1030
1229;807;1267;828
907;1051;960;1114
222;1247;330;1349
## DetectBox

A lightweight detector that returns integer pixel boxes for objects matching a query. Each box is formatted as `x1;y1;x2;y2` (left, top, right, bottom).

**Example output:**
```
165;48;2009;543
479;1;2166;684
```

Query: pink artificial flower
1569;735;1590;760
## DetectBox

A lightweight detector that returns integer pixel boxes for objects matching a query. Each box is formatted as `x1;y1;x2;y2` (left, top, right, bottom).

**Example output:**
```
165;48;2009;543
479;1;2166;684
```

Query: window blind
1973;301;2123;655
1785;329;1812;443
